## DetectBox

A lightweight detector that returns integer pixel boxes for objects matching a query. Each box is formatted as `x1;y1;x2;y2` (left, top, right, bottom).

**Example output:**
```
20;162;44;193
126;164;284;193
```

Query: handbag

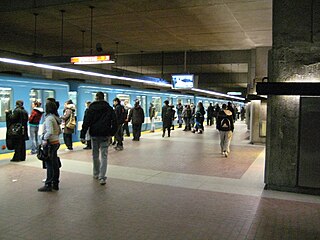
37;145;49;161
66;112;76;129
8;123;25;136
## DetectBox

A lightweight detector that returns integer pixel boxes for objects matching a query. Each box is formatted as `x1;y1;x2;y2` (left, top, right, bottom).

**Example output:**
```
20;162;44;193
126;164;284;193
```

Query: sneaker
224;152;228;158
93;175;99;179
99;179;106;185
52;184;59;191
38;185;52;192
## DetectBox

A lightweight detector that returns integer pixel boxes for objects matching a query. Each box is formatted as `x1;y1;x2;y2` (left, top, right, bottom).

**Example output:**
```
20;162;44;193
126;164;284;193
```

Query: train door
136;95;147;115
116;94;130;105
68;91;77;115
151;96;161;119
29;89;55;114
0;87;11;122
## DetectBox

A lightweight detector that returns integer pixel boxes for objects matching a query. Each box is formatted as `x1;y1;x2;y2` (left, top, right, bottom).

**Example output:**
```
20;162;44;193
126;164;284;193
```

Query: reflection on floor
1;122;320;239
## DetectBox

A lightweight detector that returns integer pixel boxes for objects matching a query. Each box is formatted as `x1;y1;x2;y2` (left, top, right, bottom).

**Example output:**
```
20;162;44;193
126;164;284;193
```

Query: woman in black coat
161;100;172;137
6;100;29;162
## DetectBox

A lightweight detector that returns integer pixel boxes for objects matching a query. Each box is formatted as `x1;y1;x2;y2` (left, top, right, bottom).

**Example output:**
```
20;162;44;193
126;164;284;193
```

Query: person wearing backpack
161;100;172;137
217;103;234;157
61;100;76;151
113;98;125;151
80;92;117;185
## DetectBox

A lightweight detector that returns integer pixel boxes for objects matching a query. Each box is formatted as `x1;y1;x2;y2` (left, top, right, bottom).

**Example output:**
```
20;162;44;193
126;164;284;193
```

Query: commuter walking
113;98;126;151
217;104;234;158
6;100;29;162
176;101;184;128
149;102;156;132
122;100;131;137
128;100;145;141
29;100;44;154
83;101;92;150
161;100;172;137
206;103;214;126
80;92;117;185
192;102;205;134
61;100;76;151
38;100;62;192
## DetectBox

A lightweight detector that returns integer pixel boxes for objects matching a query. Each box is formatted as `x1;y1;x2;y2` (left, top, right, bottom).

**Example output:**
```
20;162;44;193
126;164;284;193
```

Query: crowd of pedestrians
5;92;242;191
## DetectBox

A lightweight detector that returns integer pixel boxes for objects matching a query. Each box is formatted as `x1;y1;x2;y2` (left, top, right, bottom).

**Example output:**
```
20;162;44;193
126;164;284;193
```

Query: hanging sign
71;55;114;64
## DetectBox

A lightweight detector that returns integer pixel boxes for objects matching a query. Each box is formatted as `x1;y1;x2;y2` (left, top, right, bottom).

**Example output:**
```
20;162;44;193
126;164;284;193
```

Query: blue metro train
0;74;242;152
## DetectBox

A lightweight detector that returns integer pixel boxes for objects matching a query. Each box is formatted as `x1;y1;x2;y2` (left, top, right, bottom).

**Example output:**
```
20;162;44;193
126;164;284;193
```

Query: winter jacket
217;109;234;132
128;105;145;125
162;105;172;128
176;103;183;115
149;105;156;119
195;106;205;122
80;100;117;138
29;107;44;126
61;104;76;134
6;106;29;140
43;114;62;144
114;103;125;125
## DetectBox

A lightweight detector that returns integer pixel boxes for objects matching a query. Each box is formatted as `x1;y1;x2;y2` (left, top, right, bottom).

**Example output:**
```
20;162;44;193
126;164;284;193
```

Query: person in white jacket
38;100;62;192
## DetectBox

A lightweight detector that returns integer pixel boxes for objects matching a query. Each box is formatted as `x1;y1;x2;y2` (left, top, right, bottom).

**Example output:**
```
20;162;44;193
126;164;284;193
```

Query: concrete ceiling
0;0;272;95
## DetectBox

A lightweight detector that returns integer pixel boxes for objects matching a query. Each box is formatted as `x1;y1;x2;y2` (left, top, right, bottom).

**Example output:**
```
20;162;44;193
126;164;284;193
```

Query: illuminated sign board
171;74;194;89
71;55;114;64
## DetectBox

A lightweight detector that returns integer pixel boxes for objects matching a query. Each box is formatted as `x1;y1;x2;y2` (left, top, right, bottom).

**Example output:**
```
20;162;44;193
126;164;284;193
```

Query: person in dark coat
113;97;125;150
176;101;184;128
128;100;145;141
83;101;92;150
6;100;29;162
192;102;205;134
217;103;234;158
161;100;172;137
206;103;214;126
80;92;117;185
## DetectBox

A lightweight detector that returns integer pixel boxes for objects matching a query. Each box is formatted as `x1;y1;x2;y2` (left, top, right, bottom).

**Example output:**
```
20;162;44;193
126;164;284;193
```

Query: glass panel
30;89;55;112
136;95;147;115
152;97;161;118
116;94;130;105
91;92;108;102
0;88;11;122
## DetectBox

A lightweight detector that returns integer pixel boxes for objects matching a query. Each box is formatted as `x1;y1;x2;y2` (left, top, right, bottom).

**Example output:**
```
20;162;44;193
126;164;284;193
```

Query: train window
177;98;183;105
136;95;147;115
0;88;11;122
116;94;130;105
68;91;77;107
30;89;55;112
91;92;108;102
152;97;161;117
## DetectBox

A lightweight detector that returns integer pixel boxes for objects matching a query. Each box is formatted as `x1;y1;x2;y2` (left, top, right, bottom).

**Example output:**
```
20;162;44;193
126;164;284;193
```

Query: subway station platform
1;122;320;240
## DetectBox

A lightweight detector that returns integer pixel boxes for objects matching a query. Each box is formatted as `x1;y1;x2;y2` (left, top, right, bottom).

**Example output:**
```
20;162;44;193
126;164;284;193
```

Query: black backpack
220;117;231;131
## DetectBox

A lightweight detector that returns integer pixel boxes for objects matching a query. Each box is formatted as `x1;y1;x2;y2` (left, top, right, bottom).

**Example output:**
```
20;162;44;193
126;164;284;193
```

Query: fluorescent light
0;57;171;87
227;91;242;96
192;88;245;101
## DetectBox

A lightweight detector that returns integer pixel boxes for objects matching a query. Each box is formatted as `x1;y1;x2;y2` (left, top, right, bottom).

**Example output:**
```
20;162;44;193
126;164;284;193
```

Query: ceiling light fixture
0;57;245;101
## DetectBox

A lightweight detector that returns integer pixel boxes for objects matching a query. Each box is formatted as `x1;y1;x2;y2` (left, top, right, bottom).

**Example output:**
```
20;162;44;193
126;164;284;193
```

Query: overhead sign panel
71;55;114;64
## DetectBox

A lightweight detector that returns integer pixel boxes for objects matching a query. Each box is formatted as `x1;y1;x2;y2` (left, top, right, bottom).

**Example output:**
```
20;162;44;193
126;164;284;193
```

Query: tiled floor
1;122;320;240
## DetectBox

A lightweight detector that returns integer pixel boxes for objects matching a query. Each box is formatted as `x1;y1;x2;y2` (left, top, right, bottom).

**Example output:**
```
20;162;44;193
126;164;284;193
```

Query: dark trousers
123;122;130;136
163;127;171;137
13;138;26;161
132;124;142;140
207;116;213;126
63;133;73;149
115;124;124;146
45;143;60;186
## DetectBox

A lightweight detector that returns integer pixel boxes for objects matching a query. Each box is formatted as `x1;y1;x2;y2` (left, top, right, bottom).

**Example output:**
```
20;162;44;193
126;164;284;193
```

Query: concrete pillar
265;0;320;193
249;48;269;144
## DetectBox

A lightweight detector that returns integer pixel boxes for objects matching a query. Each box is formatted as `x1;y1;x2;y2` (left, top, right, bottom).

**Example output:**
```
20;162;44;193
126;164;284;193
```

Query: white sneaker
224;152;228;158
221;151;225;155
99;179;106;185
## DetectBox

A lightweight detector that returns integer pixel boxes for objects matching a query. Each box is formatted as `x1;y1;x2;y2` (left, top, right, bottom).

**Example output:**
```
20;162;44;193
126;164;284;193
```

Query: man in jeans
80;92;117;185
